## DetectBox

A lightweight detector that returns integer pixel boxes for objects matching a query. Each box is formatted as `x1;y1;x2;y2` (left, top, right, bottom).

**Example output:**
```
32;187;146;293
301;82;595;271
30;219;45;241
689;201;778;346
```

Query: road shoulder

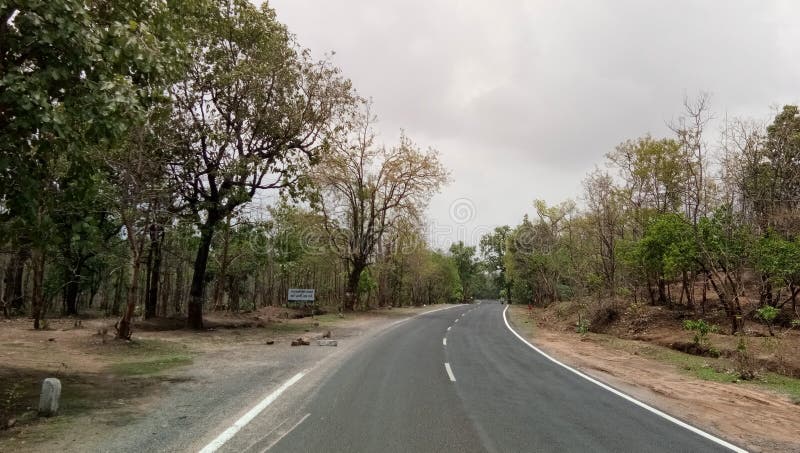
507;305;800;453
0;305;456;453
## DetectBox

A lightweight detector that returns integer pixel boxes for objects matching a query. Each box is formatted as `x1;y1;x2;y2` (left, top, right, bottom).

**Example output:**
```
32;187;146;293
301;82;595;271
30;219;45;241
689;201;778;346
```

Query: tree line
482;95;800;335
0;0;470;337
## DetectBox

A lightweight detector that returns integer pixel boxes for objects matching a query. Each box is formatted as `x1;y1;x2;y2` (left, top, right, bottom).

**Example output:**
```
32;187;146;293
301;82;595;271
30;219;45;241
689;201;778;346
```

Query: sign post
288;288;315;316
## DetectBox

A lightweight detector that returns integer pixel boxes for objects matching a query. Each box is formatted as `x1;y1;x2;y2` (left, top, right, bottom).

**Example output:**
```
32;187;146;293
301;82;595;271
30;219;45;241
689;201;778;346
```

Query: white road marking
447;326;451;331
198;372;306;453
262;413;311;452
443;338;447;346
388;304;465;329
200;304;466;453
501;306;747;453
444;363;456;382
454;318;459;323
240;417;291;452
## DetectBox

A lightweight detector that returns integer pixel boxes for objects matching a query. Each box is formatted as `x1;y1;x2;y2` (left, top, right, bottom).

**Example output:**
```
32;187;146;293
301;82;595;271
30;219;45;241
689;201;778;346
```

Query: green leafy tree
630;213;697;305
168;0;353;328
752;234;800;310
449;241;477;301
695;207;754;334
480;226;511;301
0;0;184;328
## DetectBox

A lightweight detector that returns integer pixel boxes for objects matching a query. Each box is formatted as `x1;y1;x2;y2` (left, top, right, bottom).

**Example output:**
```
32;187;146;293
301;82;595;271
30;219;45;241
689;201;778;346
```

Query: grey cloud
267;0;800;244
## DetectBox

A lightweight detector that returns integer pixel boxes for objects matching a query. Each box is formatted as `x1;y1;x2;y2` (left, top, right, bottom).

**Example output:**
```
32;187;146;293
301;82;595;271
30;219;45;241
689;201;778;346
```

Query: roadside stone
38;378;61;417
291;337;310;346
322;330;331;339
317;339;338;347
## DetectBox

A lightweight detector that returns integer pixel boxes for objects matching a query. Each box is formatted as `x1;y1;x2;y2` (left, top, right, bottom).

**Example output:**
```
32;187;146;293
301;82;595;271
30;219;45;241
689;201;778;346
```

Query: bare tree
312;105;448;310
670;93;714;226
583;169;622;296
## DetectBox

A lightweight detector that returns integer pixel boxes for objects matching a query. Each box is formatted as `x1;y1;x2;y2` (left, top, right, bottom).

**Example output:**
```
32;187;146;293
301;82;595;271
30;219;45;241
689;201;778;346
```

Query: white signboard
288;288;315;302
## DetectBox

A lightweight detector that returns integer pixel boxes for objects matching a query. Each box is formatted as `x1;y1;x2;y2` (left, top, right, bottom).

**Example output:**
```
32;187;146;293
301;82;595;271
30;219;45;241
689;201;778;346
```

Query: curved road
219;301;743;453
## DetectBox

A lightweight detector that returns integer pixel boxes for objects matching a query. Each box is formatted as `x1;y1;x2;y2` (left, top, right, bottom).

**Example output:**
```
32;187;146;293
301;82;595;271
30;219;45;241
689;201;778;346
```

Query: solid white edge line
198;372;306;453
443;337;447;346
501;306;747;453
262;413;311;452
444;362;456;381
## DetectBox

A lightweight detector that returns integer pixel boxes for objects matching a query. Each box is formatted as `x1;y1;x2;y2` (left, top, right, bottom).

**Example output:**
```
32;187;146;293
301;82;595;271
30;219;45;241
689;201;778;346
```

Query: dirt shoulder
0;304;454;453
507;305;800;453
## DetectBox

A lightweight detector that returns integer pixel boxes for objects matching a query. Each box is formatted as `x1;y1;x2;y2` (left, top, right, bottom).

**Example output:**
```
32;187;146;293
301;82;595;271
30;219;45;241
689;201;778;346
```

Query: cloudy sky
267;0;800;248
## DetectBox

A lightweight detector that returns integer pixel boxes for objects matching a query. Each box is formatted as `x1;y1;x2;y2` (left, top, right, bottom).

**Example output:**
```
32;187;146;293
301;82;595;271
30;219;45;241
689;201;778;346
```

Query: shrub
575;314;589;334
734;336;758;380
755;305;779;336
683;319;716;347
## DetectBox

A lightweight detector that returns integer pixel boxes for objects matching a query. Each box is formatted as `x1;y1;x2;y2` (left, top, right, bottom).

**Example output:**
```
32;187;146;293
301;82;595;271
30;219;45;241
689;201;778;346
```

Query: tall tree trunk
657;276;668;305
159;268;170;318
227;276;240;313
173;263;184;315
681;270;694;309
760;275;774;307
345;261;366;311
144;225;163;319
4;247;29;313
143;233;155;317
117;261;141;339
112;270;124;316
31;250;45;329
188;220;217;329
212;215;232;311
63;264;81;316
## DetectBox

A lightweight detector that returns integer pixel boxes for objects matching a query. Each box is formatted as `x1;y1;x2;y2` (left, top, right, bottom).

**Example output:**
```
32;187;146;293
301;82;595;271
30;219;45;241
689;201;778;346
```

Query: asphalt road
223;301;744;453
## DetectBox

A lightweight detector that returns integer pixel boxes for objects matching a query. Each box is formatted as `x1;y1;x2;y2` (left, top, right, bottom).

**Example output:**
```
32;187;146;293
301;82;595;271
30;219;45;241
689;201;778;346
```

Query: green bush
683;319;716;346
755;305;779;336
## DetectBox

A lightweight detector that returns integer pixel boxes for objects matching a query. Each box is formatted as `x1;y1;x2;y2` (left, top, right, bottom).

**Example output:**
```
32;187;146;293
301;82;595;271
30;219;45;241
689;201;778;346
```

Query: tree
741;105;800;236
480;226;512;301
0;0;182;328
449;241;477;301
583;170;622;296
312;106;448;310
167;0;353;328
607;135;685;231
106;110;176;339
695;207;753;334
752;234;800;311
628;213;697;306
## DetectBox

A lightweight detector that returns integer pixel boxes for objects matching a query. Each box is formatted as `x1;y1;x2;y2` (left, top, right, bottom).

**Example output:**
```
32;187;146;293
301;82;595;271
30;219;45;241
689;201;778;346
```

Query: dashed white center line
454;318;459;323
444;363;456;382
442;337;447;346
447;326;451;331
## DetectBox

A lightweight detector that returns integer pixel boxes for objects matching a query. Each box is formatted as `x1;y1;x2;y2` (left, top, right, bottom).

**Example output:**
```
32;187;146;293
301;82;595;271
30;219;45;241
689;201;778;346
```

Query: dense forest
0;0;480;337
3;0;798;344
489;95;800;336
